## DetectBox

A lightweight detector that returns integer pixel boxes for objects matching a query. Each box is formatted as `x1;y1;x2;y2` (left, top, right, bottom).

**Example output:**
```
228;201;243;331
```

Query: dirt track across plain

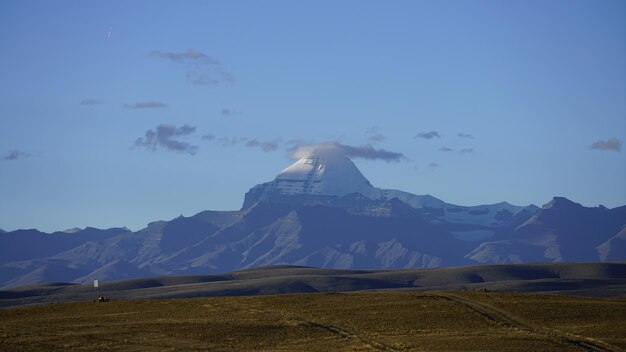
438;293;620;352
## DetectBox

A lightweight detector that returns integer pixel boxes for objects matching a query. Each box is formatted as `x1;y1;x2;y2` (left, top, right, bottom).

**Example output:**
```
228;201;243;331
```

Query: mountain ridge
1;151;624;288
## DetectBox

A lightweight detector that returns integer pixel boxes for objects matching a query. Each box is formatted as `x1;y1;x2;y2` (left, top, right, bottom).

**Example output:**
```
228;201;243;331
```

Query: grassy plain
1;291;624;351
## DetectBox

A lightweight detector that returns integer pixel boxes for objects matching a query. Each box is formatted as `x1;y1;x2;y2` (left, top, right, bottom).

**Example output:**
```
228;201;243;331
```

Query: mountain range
1;149;624;289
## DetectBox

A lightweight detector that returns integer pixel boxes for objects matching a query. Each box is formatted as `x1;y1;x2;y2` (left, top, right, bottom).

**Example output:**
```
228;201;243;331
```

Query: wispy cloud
246;138;282;152
204;134;281;151
457;132;474;139
285;139;308;147
460;148;474;154
202;134;216;141
149;49;235;85
590;138;622;152
216;137;247;147
439;146;453;152
124;101;168;109
428;162;439;169
221;108;234;117
365;127;386;144
134;124;198;155
80;99;103;106
289;142;405;162
368;133;386;144
3;150;30;161
415;131;441;139
149;49;218;64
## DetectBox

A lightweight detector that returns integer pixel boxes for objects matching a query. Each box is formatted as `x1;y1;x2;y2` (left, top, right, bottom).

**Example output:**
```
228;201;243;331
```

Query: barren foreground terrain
1;291;625;351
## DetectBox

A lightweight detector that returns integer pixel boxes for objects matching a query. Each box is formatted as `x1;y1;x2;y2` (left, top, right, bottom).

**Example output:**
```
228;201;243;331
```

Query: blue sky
1;0;624;232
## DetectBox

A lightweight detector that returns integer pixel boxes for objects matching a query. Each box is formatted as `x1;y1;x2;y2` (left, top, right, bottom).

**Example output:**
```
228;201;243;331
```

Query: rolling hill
1;262;625;308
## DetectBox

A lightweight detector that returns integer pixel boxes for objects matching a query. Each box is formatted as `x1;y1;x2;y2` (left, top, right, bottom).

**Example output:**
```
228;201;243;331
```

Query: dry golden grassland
1;292;624;351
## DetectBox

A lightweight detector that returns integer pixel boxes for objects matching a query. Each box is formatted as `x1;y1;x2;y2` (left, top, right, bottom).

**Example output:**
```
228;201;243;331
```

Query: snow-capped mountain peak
241;150;538;229
274;151;381;198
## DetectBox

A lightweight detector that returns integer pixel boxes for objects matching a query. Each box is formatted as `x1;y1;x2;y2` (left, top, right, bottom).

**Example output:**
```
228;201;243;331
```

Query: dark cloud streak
415;131;441;139
221;108;240;117
80;99;103;105
590;138;621;152
3;150;30;161
134;124;198;155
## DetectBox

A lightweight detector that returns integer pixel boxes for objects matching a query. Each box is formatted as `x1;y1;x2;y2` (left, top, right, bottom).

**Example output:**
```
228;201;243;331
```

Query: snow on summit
275;148;381;198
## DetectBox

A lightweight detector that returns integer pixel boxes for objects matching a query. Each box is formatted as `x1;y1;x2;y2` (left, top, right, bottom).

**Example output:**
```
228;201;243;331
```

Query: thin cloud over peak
590;138;621;152
202;136;405;161
415;131;441;139
134;124;198;155
124;101;168;109
289;142;405;162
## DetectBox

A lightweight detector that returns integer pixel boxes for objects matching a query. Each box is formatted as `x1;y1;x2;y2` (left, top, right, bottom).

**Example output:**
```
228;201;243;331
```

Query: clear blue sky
1;0;624;232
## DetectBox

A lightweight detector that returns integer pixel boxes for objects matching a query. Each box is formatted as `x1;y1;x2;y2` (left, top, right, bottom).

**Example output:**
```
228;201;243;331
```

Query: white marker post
94;279;99;301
